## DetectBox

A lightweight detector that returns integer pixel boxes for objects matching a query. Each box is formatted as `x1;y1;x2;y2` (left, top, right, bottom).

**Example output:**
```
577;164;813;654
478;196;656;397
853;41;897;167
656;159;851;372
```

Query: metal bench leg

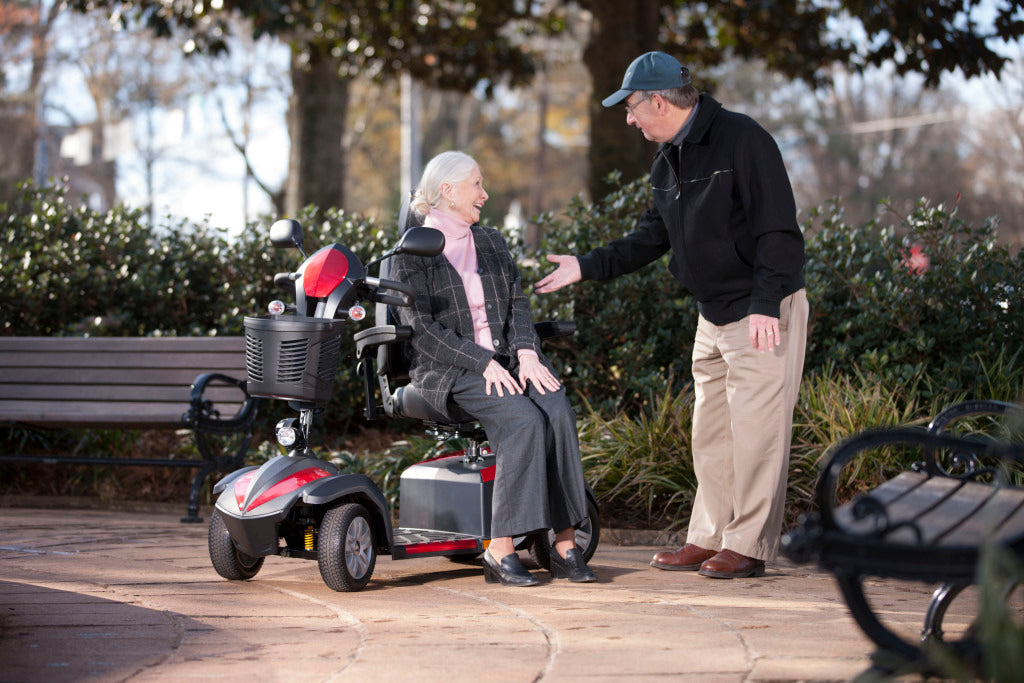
181;428;254;523
182;462;215;524
835;571;922;674
922;582;967;644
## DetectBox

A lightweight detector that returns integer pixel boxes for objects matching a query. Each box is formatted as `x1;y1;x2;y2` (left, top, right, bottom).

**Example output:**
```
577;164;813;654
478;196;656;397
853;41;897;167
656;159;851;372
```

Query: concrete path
0;505;978;681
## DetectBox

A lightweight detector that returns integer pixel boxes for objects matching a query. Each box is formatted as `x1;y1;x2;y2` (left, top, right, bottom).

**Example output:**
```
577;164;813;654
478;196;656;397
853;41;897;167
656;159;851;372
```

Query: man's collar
669;100;700;146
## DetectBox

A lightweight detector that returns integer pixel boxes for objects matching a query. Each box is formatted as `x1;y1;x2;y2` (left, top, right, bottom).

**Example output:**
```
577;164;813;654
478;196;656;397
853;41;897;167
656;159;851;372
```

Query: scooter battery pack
399;453;495;537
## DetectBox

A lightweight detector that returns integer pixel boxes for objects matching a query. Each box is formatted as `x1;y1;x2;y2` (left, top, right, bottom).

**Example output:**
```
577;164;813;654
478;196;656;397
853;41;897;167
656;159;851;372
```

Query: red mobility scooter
208;219;600;591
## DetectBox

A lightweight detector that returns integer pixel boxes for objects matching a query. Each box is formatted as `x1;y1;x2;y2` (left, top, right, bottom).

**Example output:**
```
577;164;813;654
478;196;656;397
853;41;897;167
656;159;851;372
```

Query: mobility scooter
208;219;600;591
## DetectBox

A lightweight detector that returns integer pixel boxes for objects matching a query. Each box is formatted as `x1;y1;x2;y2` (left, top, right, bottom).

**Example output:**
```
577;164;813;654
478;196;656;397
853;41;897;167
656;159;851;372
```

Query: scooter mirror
270;219;304;251
395;226;445;257
273;272;295;292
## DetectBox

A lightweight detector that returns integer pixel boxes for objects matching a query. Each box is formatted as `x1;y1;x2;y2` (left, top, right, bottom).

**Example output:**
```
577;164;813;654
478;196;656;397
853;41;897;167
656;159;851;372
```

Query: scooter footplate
391;528;484;560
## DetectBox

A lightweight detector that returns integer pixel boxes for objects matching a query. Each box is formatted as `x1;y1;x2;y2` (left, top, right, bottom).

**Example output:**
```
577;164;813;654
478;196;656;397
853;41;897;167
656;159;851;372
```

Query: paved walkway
0;504;977;682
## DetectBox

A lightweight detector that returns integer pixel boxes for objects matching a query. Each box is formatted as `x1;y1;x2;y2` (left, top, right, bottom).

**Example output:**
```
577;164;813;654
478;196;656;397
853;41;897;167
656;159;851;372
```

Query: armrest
534;320;576;340
354;324;412;358
183;372;260;434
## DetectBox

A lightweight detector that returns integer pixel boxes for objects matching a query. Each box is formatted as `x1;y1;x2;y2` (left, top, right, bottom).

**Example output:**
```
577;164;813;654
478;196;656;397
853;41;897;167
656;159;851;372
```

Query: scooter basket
244;315;346;404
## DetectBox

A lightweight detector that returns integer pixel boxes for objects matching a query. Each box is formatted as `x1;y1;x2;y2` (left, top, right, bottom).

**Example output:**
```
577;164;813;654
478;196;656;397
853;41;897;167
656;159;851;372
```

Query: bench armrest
183;372;260;435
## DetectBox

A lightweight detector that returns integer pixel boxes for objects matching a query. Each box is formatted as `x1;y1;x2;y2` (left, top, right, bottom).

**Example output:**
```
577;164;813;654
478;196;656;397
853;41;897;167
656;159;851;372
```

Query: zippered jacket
578;94;805;325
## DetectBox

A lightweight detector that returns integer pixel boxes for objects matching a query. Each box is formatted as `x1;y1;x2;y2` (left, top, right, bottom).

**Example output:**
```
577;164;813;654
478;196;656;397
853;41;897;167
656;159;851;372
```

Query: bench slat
836;472;1024;548
0;401;198;428
0;336;245;352
0;368;246;386
0;384;246;403
0;336;252;429
0;350;246;371
932;484;1024;546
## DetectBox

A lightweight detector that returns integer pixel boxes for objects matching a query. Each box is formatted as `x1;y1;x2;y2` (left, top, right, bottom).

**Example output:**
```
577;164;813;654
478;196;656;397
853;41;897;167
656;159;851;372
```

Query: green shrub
520;174;697;415
1;180;238;336
804;197;1024;398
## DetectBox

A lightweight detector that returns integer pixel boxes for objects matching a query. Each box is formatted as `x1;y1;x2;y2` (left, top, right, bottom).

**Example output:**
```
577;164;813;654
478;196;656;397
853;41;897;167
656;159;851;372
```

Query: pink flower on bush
903;243;929;274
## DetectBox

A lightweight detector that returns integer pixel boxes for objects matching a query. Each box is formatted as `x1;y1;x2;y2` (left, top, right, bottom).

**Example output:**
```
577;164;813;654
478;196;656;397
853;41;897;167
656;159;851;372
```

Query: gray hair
649;67;698;109
410;150;479;218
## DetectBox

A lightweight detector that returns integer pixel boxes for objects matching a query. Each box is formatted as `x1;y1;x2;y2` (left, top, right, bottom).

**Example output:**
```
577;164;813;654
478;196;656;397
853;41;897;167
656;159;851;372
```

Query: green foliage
4;178;1024;529
519;173;698;415
576;382;697;530
1;180;239;336
804;198;1024;399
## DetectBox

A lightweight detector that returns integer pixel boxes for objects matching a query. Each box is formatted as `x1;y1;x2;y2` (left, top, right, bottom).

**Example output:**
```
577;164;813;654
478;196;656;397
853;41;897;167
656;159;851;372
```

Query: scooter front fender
301;473;394;549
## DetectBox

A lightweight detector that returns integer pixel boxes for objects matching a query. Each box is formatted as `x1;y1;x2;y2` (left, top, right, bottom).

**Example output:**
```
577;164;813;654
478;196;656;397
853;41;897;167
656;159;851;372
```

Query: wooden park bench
782;399;1024;676
0;336;260;522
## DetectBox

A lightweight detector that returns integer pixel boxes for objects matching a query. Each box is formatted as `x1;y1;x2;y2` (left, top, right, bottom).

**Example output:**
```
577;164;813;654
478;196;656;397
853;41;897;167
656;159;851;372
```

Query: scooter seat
392;384;478;429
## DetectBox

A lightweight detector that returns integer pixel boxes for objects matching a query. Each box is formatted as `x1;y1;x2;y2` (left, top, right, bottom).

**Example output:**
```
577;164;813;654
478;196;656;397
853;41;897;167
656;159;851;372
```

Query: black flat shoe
549;545;597;583
482;550;540;587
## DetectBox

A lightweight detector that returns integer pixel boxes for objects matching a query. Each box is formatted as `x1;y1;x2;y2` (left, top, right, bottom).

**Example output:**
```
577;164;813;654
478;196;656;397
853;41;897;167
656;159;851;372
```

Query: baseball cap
601;52;690;107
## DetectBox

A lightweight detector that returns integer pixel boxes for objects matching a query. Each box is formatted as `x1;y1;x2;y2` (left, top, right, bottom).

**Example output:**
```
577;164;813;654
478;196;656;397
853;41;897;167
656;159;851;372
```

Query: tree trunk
286;50;350;215
583;0;660;201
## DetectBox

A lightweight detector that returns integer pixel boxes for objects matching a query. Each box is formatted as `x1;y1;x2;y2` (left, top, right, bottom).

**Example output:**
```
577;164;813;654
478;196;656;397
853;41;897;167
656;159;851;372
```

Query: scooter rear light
245;467;333;511
303;247;350;298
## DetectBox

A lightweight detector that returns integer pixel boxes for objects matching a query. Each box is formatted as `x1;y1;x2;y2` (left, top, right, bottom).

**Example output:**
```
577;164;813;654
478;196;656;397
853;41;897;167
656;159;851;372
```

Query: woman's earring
449;200;456;209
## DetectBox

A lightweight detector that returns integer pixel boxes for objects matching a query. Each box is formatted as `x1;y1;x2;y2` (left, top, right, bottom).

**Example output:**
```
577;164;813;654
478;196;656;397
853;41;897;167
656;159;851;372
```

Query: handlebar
363;276;417;308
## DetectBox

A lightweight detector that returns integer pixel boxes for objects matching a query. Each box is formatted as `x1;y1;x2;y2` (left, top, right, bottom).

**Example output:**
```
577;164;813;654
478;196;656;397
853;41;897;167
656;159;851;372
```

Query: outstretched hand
534;254;581;294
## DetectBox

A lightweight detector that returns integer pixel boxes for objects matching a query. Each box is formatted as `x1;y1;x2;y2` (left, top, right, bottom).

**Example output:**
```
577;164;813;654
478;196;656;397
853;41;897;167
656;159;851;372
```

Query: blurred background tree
0;0;1011;243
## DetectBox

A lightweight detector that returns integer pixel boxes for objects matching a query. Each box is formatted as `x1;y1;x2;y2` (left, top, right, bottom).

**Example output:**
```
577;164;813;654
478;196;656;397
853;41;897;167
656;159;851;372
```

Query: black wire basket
244;315;346;405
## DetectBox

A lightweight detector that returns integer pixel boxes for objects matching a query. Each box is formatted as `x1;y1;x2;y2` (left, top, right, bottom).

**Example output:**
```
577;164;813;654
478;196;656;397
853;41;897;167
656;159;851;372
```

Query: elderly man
537;52;808;578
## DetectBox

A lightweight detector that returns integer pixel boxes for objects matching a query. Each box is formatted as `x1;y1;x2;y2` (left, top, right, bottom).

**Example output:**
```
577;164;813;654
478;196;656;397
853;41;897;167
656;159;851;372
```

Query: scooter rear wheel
209;509;265;580
318;503;376;592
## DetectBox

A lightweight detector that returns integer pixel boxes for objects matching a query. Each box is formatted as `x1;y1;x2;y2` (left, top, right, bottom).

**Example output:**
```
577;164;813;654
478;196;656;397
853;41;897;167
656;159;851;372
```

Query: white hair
410;150;479;218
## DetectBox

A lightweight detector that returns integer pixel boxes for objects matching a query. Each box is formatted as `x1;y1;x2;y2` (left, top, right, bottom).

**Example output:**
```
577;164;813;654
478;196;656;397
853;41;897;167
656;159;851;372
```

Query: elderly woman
389;150;595;587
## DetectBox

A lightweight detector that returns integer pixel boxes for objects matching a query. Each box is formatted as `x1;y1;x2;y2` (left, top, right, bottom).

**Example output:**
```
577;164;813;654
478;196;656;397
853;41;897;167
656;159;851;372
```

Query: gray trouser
449;371;588;539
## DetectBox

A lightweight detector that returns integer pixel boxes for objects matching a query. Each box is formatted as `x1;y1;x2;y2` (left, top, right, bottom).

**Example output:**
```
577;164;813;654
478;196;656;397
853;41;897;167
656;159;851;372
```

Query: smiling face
443;164;488;224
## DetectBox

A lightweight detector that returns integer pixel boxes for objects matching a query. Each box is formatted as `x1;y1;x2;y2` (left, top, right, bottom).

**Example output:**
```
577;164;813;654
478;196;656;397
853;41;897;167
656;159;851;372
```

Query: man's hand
534;255;582;294
749;313;781;352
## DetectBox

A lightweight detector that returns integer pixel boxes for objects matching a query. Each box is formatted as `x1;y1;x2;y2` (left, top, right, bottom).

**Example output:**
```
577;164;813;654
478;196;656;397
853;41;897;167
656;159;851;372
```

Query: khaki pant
685;289;809;561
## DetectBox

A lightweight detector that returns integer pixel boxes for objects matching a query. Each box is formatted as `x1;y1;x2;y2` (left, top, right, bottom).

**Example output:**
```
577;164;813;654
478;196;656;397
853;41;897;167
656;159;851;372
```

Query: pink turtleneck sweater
425;209;494;350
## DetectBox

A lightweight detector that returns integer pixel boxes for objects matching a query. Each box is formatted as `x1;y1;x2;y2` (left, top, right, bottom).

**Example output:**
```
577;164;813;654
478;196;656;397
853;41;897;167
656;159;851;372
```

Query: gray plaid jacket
388;225;546;414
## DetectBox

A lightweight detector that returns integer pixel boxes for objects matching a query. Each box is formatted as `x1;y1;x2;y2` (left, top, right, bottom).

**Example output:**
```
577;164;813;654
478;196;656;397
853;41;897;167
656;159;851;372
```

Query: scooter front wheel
209;509;265;580
318;503;377;592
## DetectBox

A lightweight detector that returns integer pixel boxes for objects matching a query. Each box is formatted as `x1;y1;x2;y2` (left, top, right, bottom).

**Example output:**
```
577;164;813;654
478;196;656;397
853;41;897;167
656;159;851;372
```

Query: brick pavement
0;504;979;682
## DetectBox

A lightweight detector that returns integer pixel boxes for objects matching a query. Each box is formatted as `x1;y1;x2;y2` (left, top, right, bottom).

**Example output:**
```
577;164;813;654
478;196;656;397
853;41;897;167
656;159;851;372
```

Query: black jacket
578;94;805;325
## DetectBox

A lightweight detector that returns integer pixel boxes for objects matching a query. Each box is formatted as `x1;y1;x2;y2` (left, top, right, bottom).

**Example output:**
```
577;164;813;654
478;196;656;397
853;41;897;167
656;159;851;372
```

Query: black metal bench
782;399;1024;676
0;336;260;522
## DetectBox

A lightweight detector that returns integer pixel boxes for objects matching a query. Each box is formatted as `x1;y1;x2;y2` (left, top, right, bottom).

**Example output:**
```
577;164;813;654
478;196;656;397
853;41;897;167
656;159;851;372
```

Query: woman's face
444;165;488;224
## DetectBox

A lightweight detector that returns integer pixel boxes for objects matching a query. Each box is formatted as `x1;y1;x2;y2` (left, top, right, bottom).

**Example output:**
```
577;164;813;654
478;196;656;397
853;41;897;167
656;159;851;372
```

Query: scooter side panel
399;453;495;538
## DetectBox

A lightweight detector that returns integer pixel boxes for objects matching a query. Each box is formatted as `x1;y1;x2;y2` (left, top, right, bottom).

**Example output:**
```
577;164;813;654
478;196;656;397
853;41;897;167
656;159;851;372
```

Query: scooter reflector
244;467;333;511
303;245;350;298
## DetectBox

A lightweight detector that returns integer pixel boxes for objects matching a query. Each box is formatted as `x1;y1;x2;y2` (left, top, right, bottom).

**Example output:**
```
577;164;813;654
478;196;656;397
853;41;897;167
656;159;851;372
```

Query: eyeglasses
624;94;653;116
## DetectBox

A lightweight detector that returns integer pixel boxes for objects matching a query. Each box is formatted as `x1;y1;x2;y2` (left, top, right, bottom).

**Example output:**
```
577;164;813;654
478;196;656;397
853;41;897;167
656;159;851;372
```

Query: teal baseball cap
602;51;690;107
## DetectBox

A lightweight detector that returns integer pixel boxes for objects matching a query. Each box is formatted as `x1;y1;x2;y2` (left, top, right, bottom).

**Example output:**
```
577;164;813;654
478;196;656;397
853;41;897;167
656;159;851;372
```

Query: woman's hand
517;353;561;395
483;359;522;397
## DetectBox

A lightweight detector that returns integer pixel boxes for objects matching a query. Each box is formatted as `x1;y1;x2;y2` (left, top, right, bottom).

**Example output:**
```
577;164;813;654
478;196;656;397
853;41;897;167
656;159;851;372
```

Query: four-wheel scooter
208;219;600;591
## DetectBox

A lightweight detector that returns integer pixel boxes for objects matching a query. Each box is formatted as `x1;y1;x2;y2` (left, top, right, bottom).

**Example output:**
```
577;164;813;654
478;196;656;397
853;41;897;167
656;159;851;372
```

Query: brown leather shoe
650;543;717;571
698;549;766;579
